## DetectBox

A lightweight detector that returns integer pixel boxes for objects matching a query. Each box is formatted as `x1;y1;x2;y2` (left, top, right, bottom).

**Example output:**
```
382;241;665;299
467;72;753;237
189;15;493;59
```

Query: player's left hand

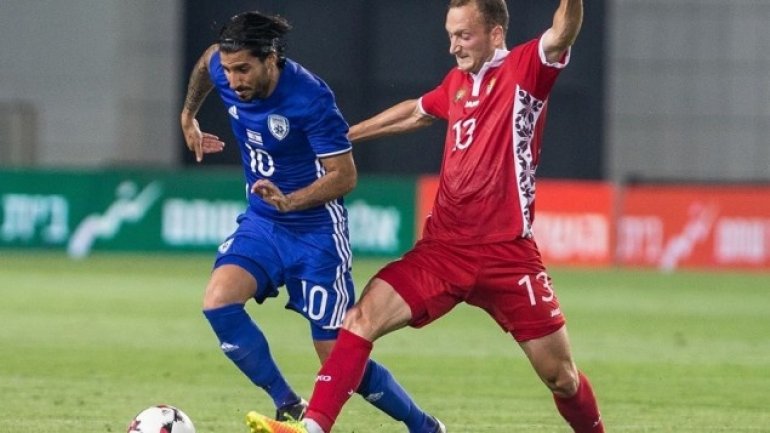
252;179;293;212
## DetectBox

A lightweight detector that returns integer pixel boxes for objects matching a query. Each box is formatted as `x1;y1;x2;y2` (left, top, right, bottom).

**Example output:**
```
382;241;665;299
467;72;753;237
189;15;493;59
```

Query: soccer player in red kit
246;1;604;432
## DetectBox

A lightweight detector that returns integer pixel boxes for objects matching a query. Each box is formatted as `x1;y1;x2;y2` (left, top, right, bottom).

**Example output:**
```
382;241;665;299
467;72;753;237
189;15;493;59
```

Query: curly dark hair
218;11;292;67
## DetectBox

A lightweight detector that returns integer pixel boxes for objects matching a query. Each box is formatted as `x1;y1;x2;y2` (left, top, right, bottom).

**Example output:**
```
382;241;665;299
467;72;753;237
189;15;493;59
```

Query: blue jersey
209;52;351;231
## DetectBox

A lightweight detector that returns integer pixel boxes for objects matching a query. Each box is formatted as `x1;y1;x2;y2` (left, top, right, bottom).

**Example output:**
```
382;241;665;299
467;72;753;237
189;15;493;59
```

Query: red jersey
419;37;569;244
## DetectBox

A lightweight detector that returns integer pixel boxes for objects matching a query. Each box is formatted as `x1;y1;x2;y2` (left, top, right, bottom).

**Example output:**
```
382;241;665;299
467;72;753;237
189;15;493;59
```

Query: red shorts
375;237;565;342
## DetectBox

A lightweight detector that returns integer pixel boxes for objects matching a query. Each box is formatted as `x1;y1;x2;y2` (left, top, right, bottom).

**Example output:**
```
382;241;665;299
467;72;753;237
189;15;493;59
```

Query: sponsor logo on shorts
550;308;562;317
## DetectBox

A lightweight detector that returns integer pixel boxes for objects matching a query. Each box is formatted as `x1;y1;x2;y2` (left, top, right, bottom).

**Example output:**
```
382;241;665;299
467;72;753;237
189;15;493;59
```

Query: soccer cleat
275;398;308;422
246;411;308;433
431;416;447;433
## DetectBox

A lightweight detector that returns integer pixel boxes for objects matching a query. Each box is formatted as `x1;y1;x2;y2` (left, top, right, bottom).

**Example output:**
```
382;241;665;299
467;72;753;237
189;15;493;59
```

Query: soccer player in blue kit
179;11;444;433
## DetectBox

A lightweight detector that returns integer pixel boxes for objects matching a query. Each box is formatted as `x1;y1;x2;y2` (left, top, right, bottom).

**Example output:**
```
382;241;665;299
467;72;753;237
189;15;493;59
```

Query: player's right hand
182;118;225;163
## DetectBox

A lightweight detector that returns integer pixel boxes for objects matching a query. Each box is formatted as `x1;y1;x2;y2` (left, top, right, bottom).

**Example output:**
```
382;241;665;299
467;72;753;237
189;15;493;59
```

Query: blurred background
2;0;769;181
1;0;769;269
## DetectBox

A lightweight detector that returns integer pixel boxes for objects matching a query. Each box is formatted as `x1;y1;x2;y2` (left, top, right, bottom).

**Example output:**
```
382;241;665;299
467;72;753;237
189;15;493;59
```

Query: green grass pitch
1;252;769;432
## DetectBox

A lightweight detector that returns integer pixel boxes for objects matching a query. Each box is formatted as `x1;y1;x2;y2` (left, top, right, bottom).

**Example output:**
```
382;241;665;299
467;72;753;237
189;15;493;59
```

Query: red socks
306;329;373;432
305;331;603;433
553;371;604;433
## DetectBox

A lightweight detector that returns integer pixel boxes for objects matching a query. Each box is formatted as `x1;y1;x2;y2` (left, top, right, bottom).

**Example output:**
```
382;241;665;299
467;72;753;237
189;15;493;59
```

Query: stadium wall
3;2;768;184
2;169;769;271
0;0;182;167
607;0;770;183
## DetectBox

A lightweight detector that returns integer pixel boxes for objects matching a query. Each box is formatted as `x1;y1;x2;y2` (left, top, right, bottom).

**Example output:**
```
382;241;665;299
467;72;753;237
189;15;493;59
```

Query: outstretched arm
541;0;583;64
348;99;434;144
180;44;224;162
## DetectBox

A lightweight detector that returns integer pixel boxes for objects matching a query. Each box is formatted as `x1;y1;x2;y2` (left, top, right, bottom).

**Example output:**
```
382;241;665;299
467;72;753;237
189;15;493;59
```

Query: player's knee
544;364;579;398
341;305;376;339
203;296;223;310
202;281;241;310
341;305;365;330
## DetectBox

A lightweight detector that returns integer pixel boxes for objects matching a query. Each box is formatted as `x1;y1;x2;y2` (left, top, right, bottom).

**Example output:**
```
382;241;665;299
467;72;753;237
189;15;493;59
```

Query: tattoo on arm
183;47;216;114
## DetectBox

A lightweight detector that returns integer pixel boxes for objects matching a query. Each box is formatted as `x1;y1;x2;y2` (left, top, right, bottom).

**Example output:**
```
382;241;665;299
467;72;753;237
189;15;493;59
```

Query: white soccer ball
127;405;195;433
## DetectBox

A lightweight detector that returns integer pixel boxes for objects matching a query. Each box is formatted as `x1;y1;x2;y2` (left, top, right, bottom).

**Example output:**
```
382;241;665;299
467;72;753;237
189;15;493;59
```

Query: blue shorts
214;211;354;340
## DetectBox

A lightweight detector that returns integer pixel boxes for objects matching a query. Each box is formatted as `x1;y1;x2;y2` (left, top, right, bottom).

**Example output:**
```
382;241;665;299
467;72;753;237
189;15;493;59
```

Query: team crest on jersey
454;88;466;103
267;114;290;140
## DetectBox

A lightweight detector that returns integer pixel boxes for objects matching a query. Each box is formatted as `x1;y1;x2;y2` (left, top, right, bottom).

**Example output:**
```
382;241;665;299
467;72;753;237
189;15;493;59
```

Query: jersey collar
469;49;509;97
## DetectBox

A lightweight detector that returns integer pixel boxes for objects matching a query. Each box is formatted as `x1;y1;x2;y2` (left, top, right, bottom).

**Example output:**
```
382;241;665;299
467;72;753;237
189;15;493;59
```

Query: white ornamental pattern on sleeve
512;85;546;238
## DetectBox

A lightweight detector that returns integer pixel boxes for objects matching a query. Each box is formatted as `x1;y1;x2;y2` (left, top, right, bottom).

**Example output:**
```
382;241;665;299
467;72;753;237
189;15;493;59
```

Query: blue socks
203;304;300;409
205;304;435;432
357;359;437;433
